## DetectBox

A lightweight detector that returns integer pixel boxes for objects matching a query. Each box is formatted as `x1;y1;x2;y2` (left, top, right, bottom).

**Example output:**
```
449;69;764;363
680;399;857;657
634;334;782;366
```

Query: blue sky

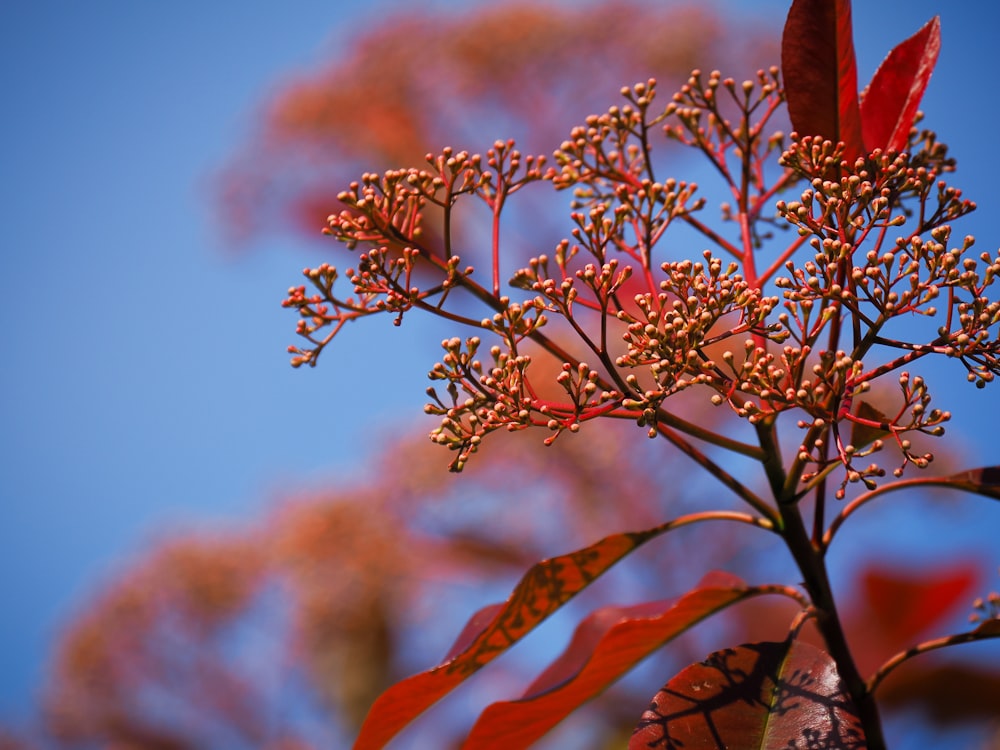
1;0;998;742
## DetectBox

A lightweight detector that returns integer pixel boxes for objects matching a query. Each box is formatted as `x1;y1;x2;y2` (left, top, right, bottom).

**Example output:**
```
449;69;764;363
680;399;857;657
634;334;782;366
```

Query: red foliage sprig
281;3;1000;748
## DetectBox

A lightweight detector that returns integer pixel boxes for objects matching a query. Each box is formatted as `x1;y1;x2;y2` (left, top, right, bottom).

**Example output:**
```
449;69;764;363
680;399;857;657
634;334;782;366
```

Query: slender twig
681;214;744;258
867;625;1000;695
788;605;818;638
657;509;776;534
758;233;808;286
749;583;812;610
655;420;780;526
823;473;1000;549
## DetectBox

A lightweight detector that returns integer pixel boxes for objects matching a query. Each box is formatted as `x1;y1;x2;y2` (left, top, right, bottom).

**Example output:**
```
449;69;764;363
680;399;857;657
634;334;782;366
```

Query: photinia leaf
860;562;977;649
460;571;777;749
781;0;865;160
860;17;941;154
630;639;865;749
352;526;669;749
849;399;893;451
973;618;1000;637
879;661;1000;725
944;465;1000;499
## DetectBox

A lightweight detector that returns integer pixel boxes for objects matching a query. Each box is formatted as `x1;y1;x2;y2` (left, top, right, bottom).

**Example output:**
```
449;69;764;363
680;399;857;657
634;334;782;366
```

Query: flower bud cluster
424;335;618;472
285;69;999;491
425;336;531;472
766;133;1000;482
282;250;472;367
327;168;440;248
615;252;783;425
660;67;786;248
471;139;549;204
510;250;634;319
663;67;782;151
885;372;949;472
479;295;549;341
550;82;707;269
970;575;1000;624
551;80;653;196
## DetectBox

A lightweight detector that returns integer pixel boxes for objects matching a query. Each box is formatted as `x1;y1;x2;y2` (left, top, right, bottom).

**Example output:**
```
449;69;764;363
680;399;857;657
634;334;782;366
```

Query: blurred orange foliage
39;416;761;749
31;419;999;749
216;1;778;246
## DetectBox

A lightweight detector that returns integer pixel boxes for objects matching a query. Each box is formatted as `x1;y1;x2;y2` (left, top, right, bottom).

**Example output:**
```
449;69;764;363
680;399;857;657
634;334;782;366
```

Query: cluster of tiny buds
661;67;782;149
970;572;1000;624
667;67;780;109
793;426;888;497
286;63;996;490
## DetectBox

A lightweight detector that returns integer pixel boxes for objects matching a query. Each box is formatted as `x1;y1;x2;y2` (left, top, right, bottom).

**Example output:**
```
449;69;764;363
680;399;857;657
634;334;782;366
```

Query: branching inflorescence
283;69;998;489
282;6;1000;743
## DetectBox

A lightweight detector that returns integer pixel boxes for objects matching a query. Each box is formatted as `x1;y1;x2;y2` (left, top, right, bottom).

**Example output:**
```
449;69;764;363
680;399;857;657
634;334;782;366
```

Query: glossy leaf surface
352;526;666;749
781;0;865;159
860;17;940;154
462;572;762;749
630;639;866;749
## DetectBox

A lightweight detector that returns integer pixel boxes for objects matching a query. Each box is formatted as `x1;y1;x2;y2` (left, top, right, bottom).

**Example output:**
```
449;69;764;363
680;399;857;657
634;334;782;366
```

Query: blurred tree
215;0;778;248
27;419;1000;749
39;414;770;749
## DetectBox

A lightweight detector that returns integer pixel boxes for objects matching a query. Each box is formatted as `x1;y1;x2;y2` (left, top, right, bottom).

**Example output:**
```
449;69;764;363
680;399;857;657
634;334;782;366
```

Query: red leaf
860;17;941;153
879;662;1000;725
352;526;666;749
630;640;865;749
861;562;977;648
974;618;1000;637
947;465;1000;499
849;400;893;451
781;0;865;160
461;572;762;749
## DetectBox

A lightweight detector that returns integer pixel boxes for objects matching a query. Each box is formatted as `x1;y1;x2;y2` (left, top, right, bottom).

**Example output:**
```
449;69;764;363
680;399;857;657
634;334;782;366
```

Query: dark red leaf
782;0;865;160
879;661;1000;725
947;465;1000;499
461;572;769;749
352;526;667;749
630;639;865;749
860;17;940;154
973;618;1000;637
849;400;893;451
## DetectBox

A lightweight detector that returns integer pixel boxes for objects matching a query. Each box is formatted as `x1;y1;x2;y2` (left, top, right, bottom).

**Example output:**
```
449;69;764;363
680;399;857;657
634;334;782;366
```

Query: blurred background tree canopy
3;2;998;749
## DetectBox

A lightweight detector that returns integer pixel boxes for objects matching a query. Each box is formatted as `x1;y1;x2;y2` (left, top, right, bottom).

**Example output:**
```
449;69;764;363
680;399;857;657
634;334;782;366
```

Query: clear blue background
2;0;998;738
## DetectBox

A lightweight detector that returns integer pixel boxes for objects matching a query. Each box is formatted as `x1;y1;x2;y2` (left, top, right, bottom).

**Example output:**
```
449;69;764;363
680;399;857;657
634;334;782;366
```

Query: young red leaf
781;0;865;160
460;572;788;749
352;526;665;750
630;639;865;749
860;17;940;154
